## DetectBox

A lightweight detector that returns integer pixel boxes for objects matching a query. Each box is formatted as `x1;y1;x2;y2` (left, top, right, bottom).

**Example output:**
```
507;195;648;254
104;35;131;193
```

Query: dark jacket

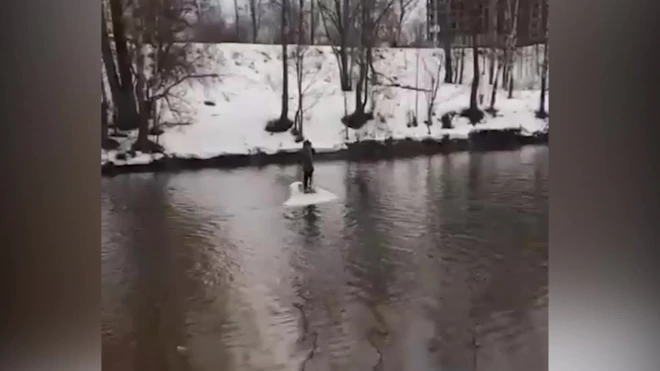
301;145;315;172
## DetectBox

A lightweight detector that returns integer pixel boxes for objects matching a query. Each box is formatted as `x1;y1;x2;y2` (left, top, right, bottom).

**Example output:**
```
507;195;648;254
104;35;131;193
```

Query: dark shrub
265;117;294;133
459;107;485;125
535;110;549;119
441;111;456;129
102;138;120;150
149;126;164;136
341;111;374;130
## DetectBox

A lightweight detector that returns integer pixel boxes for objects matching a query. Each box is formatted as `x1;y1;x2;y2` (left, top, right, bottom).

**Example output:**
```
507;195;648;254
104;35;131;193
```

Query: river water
102;146;548;371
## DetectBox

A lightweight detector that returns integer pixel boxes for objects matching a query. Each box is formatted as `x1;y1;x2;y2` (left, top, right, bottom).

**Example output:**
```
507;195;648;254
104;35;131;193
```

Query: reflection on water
102;146;548;371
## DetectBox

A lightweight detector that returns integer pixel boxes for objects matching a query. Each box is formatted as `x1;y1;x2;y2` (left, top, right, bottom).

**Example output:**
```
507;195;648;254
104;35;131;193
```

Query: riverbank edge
101;129;548;176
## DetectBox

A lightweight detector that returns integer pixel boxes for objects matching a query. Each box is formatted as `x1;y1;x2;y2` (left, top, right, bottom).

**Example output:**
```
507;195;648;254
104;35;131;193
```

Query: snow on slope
104;43;549;165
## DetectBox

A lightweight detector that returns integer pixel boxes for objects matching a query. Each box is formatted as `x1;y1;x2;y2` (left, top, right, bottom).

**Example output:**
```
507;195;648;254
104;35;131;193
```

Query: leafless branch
152;73;219;101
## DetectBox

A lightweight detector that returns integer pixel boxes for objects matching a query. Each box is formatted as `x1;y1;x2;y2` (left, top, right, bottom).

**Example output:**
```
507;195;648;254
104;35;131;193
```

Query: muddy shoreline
101;129;548;176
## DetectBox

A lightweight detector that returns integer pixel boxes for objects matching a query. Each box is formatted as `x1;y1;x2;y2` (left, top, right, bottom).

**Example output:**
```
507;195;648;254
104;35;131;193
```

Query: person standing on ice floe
301;140;316;193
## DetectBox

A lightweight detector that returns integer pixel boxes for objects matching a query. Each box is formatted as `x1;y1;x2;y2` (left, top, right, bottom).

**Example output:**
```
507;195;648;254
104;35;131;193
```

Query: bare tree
191;1;234;42
101;69;110;146
488;51;503;111
280;0;291;122
108;0;139;130
486;0;497;85
537;0;548;118
465;0;485;124
392;0;415;46
233;0;241;40
248;0;266;42
309;0;316;44
441;8;453;83
458;47;465;84
317;0;358;91
503;0;519;98
428;0;454;83
293;0;307;139
129;0;218;151
101;2;123;128
352;0;395;116
423;55;444;135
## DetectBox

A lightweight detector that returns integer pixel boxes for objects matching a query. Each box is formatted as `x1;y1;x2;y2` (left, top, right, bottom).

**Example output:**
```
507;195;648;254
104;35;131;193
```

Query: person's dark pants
303;169;314;191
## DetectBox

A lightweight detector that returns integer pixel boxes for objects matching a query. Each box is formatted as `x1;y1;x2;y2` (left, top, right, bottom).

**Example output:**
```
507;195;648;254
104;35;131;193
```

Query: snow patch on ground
103;44;548;166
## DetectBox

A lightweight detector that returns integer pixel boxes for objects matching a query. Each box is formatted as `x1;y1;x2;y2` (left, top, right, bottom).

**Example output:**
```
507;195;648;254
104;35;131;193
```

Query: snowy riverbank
102;43;548;171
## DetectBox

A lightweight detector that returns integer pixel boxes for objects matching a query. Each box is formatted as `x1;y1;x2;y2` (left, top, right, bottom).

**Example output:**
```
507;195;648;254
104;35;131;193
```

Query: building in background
426;0;547;47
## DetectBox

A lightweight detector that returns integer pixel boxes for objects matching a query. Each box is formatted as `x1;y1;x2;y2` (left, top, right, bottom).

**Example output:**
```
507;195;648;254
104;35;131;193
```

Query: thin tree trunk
490;57;501;109
340;0;351;91
415;48;419;120
538;0;549;115
502;61;508;89
458;47;465;84
101;7;122;126
453;52;458;83
441;2;453;83
250;1;258;42
363;48;372;109
538;51;547;115
488;51;495;85
443;37;453;83
310;0;315;45
280;0;289;120
134;33;150;150
506;0;520;97
488;0;498;85
109;0;138;130
538;14;549;114
469;33;480;112
101;81;109;145
354;0;366;114
297;0;305;136
234;0;241;41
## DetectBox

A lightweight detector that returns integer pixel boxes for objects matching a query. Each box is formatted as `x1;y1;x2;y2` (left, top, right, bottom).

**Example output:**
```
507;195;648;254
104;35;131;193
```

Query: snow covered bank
102;43;548;169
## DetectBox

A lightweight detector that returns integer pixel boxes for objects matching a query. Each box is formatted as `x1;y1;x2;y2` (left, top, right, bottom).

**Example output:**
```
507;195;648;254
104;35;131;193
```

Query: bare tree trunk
469;34;480;112
109;0;138;130
415;48;419;119
101;6;122;126
490;56;502;109
101;81;109;145
234;0;241;41
280;0;289;121
538;1;549;116
441;1;453;83
134;31;150;151
310;0;315;45
340;0;351;91
502;62;508;89
488;0;498;85
297;0;305;137
458;47;465;84
363;47;372;109
488;51;495;84
354;0;365;114
443;36;453;83
504;0;520;97
538;45;548;115
250;0;258;42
